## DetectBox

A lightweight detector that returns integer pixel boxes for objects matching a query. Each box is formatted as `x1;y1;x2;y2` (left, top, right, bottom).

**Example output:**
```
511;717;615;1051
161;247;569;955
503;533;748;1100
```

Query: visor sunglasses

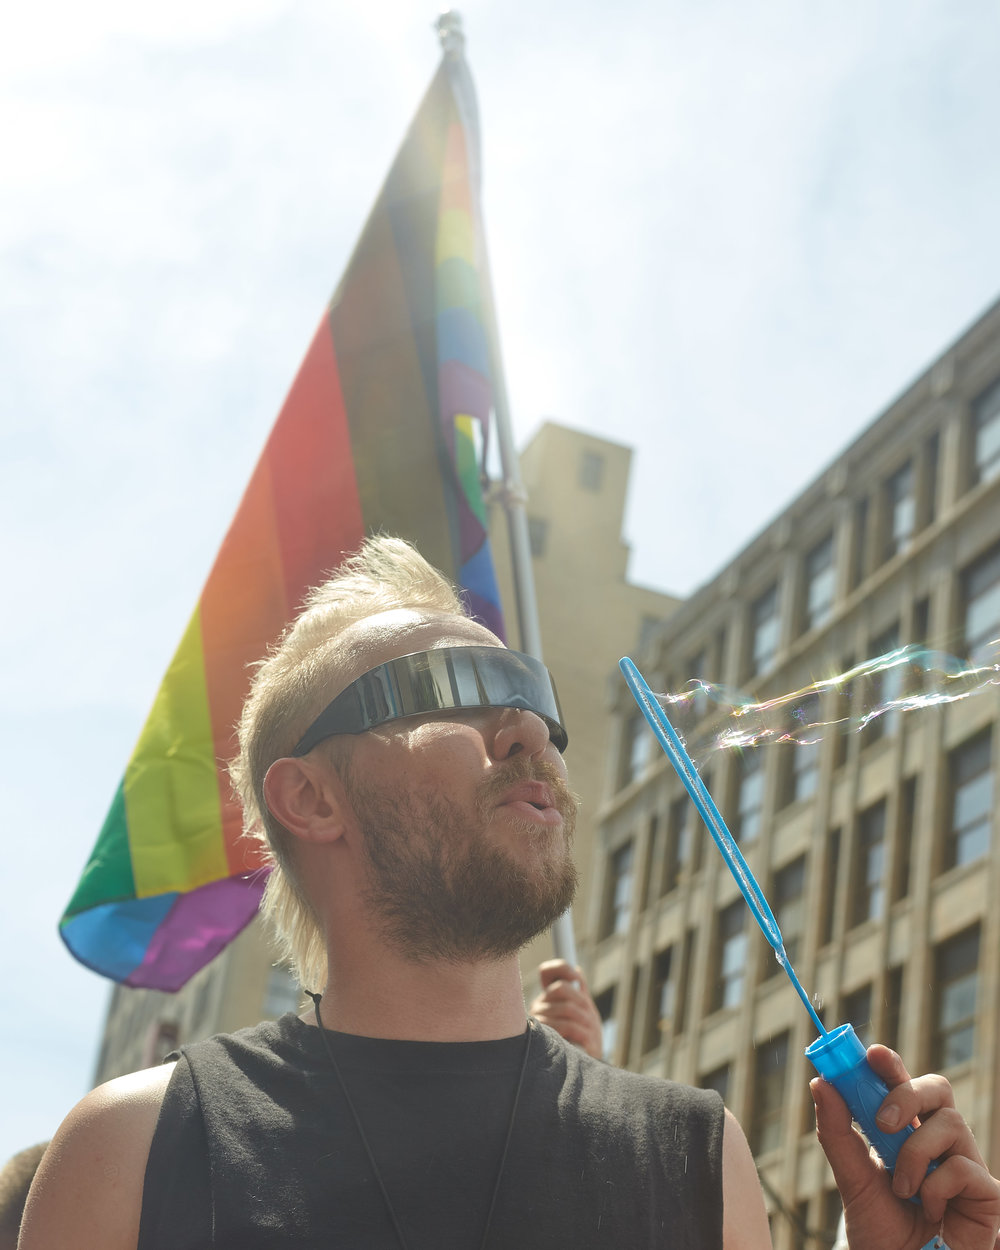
292;645;568;757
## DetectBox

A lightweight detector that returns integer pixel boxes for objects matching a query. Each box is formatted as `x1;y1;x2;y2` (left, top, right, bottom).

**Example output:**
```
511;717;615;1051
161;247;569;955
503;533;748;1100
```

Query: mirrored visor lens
292;646;568;756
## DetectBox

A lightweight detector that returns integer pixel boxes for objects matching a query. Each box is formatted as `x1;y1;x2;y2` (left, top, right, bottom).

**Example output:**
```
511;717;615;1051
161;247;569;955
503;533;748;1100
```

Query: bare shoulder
721;1109;772;1250
18;1062;176;1250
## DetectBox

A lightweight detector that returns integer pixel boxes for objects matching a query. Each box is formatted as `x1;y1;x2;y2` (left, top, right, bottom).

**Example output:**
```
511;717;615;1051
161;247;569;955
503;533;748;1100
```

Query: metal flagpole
436;11;578;968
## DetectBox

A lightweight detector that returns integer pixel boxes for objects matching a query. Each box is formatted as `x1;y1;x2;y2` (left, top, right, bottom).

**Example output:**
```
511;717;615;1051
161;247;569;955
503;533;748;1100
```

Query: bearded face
342;754;578;964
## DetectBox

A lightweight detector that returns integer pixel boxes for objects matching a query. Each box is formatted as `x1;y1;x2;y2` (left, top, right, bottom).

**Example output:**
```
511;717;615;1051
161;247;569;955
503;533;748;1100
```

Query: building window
893;776;917;901
946;730;993;869
884;460;915;560
713;624;728;688
841;984;874;1047
578;450;605;491
933;928;979;1069
787;739;821;804
691;773;709;876
819;828;841;946
851;801;886;927
962;543;1000;661
972;376;1000;485
851;496;870;589
643;947;675;1053
700;1063;730;1103
601;841;635;938
594;987;617;1062
906;600;932;698
662;795;693;893
912;595;931;647
682;649;710;723
803;533;836;632
749;584;781;677
620;967;641;1064
784;694;822;804
641;813;662;910
770;856;807;970
833;657;855;769
620;714;653;788
527;516;548;557
674;929;697;1035
637;613;663;653
734;749;765;844
714;901;748;1010
923;431;940;527
884;966;904;1055
751;1032;789;1155
861;624;902;744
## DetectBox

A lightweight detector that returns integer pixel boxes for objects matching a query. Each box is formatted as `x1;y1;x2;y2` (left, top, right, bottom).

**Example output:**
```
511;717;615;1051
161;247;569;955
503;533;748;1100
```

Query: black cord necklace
308;992;532;1250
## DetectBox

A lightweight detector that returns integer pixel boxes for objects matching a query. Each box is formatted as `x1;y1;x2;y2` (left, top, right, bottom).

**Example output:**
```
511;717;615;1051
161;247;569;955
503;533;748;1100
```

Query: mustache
476;756;580;822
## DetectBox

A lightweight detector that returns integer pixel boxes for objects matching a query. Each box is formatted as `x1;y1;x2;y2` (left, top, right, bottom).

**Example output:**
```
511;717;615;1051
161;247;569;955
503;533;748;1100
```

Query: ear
262;757;350;845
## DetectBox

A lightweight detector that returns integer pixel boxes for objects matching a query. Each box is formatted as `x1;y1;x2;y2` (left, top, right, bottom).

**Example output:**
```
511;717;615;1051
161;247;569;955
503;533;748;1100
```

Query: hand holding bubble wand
619;656;936;1188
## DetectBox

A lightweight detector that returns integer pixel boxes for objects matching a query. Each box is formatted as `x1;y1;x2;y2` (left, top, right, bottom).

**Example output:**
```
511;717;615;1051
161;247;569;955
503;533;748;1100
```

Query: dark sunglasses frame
292;645;568;756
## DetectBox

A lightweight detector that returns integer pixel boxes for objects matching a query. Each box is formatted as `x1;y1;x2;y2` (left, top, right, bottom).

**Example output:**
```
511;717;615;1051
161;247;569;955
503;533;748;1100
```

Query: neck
310;947;529;1042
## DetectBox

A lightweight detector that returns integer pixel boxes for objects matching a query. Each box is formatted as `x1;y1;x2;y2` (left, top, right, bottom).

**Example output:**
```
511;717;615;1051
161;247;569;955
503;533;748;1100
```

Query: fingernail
892;1169;911;1198
878;1104;901;1130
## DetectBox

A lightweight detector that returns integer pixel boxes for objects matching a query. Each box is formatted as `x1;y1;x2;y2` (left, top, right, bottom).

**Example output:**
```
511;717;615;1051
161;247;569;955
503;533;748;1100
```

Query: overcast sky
3;0;1000;1163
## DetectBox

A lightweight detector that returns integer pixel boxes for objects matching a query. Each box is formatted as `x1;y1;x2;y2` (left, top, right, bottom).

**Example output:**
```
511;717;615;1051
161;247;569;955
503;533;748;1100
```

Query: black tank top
138;1015;723;1249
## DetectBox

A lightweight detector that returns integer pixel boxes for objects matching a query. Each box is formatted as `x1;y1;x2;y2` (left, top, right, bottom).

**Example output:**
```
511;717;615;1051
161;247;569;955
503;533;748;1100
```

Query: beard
342;755;579;964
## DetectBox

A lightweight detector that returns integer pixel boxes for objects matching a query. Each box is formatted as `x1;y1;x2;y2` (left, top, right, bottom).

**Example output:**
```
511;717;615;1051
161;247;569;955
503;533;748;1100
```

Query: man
21;538;1000;1248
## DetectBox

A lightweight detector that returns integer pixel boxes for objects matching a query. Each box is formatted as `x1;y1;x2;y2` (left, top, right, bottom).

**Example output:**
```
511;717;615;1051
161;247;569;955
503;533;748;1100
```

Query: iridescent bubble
655;641;1000;764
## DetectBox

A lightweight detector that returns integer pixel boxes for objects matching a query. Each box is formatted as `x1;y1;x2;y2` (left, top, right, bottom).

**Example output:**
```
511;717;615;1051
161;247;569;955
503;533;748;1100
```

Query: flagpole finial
434;10;465;57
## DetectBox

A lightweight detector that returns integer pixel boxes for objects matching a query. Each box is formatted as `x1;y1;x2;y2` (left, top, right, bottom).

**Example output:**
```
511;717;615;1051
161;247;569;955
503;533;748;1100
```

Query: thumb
812;1077;883;1201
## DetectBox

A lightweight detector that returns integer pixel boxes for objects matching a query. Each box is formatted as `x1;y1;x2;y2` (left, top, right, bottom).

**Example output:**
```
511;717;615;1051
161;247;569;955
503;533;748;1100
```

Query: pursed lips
496;780;562;825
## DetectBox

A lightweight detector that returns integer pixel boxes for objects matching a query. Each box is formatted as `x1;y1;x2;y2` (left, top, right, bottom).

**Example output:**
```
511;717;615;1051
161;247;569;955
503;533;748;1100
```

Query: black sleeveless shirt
138;1015;723;1249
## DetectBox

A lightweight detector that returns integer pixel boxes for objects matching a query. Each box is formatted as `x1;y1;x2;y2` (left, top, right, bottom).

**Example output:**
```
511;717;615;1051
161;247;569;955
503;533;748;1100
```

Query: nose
489;707;555;762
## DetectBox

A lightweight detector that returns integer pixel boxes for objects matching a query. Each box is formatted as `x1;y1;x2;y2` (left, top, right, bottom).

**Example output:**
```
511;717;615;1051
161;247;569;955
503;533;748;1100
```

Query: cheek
362;722;490;783
404;724;491;780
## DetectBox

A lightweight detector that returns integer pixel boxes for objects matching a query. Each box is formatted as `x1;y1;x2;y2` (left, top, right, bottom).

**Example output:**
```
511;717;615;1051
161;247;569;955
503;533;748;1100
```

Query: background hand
529;960;603;1060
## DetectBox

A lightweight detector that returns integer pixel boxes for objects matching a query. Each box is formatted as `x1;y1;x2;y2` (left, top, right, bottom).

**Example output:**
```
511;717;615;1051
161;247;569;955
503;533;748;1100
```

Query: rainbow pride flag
60;55;504;990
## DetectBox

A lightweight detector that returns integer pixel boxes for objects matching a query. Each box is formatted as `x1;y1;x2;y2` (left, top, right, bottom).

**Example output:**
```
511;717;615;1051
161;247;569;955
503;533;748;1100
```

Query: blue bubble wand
620;656;932;1183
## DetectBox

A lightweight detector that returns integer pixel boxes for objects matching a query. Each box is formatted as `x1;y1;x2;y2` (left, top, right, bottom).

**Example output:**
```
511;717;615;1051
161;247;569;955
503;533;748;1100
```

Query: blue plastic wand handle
806;1025;923;1179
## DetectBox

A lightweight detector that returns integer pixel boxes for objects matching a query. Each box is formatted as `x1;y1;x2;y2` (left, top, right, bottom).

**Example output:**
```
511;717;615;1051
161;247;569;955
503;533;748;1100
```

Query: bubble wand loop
619;656;934;1187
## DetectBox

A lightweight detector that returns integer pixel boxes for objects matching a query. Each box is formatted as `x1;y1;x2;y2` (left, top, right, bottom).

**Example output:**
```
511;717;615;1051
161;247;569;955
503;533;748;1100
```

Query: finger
875;1060;960;1140
915;1153;1000;1228
890;1108;988;1204
866;1044;913;1086
812;1078;887;1201
866;1045;949;1134
540;975;595;1005
529;993;598;1032
537;960;586;990
530;999;580;1024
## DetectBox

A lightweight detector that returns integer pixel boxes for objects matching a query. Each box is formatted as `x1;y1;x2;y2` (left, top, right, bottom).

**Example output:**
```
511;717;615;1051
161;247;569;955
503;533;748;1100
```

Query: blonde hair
231;536;466;991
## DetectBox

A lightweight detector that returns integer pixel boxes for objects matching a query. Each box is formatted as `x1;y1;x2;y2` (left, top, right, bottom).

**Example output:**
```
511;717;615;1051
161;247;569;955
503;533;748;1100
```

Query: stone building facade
589;296;1000;1248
